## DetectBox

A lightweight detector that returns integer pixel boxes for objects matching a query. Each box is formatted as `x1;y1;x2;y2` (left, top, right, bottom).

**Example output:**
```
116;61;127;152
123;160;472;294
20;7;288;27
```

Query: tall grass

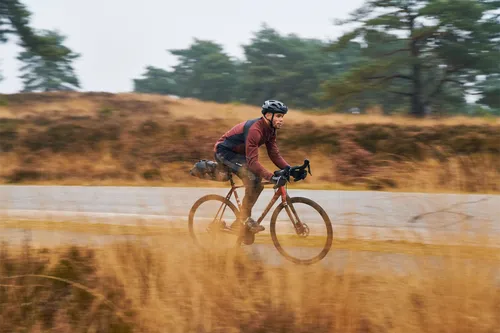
1;228;499;333
2;91;500;192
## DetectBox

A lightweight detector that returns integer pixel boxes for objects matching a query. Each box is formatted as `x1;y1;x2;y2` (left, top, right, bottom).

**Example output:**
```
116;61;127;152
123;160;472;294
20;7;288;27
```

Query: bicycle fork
280;188;309;237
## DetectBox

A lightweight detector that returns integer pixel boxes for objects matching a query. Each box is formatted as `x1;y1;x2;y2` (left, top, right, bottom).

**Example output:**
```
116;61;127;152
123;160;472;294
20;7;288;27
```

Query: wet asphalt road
0;185;498;270
0;185;498;243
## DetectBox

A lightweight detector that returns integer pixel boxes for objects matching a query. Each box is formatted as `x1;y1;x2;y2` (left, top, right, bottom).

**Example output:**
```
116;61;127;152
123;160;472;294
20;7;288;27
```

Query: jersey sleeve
266;134;289;169
245;126;274;180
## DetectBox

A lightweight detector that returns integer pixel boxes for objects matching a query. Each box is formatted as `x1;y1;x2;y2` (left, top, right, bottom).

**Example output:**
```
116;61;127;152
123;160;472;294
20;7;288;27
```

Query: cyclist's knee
246;169;260;182
255;181;264;193
248;174;262;190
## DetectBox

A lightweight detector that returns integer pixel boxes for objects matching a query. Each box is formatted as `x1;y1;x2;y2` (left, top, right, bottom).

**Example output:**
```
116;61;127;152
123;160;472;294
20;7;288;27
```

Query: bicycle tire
188;194;240;249
270;196;333;265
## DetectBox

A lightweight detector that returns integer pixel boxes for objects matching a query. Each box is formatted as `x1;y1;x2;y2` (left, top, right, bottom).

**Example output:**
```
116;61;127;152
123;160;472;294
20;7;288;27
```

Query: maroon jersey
214;117;289;180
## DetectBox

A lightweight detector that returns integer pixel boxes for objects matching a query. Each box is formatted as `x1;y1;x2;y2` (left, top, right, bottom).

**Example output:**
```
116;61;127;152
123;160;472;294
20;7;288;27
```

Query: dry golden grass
100;237;500;333
113;93;500;126
3;92;500;330
158;96;500;127
4;148;500;194
2;217;500;259
2;91;499;126
2;91;500;193
367;153;500;194
1;223;500;333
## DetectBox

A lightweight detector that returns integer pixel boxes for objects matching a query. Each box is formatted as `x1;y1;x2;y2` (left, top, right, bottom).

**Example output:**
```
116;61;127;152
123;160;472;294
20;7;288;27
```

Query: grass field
1;92;500;331
1;219;499;332
1;91;500;193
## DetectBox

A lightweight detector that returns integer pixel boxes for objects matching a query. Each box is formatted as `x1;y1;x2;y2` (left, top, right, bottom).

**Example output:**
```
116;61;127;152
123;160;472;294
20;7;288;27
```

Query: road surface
0;185;498;245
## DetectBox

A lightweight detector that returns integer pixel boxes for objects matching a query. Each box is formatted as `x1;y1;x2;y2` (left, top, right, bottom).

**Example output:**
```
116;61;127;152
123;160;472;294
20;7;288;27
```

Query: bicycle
188;159;333;265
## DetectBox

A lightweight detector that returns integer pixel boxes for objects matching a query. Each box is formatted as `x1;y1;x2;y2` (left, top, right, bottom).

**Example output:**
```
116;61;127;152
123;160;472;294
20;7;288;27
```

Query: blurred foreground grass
1;218;500;332
2;218;500;259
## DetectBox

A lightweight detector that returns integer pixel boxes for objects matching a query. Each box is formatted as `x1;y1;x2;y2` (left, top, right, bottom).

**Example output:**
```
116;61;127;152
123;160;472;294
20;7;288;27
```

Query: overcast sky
0;0;366;93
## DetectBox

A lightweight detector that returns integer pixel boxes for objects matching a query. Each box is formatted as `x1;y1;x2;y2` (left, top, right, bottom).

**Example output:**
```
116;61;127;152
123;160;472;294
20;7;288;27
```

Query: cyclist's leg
215;148;264;231
214;149;242;176
235;168;264;233
239;168;264;222
225;159;265;232
214;148;247;221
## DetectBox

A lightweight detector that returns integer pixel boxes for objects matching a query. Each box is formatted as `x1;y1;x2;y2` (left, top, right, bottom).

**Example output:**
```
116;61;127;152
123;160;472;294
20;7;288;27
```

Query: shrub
0;244;134;332
98;107;114;119
142;168;162;181
138;119;161;135
0;95;8;106
335;140;375;184
7;168;43;183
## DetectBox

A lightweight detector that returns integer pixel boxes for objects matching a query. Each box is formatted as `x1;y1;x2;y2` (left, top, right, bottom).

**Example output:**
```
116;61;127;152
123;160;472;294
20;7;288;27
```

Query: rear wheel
270;197;333;265
188;195;240;249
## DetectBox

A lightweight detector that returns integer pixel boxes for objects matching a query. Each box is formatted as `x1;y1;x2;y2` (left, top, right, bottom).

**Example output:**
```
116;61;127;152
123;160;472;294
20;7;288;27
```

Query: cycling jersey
214;117;289;180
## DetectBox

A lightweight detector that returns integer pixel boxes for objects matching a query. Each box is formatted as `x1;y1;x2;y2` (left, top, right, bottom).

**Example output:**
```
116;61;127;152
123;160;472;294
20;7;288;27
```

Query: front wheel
270;197;333;265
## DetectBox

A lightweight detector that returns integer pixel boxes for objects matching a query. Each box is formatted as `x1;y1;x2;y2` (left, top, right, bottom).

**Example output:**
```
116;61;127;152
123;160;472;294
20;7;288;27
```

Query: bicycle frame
190;159;332;264
214;172;300;232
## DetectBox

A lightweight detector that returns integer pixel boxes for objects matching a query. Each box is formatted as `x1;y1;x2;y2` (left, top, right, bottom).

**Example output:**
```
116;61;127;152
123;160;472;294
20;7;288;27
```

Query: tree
17;29;81;92
134;39;238;102
134;66;177;95
477;74;500;109
1;0;35;47
324;31;414;113
132;26;362;109
325;0;500;116
0;0;50;56
2;0;82;87
168;39;238;103
238;25;344;108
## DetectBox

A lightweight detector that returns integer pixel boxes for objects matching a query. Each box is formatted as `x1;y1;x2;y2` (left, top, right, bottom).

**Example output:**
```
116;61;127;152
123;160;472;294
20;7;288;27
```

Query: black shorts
214;145;261;182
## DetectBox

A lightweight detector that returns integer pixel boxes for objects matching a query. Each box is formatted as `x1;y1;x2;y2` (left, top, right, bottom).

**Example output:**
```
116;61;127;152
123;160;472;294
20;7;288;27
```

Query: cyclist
214;99;291;233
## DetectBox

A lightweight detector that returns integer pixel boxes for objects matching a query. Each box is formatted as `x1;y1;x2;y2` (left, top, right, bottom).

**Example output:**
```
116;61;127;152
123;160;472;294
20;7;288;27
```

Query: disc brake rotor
297;223;310;238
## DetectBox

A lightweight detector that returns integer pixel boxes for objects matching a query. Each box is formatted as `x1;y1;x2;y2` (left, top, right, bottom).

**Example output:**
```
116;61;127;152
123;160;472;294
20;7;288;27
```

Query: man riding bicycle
214;99;298;234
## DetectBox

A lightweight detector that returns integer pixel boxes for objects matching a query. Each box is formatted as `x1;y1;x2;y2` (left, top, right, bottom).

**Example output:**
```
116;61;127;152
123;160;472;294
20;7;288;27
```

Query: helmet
261;100;288;115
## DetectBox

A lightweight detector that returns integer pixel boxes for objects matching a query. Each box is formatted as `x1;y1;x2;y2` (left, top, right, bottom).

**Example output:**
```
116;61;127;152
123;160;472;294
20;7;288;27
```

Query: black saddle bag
189;159;230;182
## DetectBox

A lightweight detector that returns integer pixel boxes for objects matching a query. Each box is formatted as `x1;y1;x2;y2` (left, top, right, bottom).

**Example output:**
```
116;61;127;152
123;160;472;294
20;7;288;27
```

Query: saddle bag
189;159;230;182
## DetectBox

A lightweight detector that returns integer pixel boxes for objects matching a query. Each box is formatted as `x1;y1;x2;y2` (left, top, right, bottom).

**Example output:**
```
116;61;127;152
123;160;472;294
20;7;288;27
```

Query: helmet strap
264;112;278;132
270;113;277;133
265;113;276;129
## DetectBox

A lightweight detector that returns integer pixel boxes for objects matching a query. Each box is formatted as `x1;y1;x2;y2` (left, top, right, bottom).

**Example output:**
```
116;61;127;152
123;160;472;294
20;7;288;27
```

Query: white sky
0;0;365;93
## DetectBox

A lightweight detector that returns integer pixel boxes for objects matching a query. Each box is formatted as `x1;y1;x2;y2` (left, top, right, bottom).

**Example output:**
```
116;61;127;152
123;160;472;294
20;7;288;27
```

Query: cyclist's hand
270;175;287;188
273;169;287;177
273;165;292;177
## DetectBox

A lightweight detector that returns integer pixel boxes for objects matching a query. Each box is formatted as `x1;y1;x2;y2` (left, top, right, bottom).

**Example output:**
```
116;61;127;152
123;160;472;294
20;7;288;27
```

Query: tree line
2;0;499;116
0;0;80;91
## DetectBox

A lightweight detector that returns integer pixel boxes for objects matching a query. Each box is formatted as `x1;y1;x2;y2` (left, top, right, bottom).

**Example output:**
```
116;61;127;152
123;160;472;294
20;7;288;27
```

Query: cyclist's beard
273;118;283;129
267;115;283;129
